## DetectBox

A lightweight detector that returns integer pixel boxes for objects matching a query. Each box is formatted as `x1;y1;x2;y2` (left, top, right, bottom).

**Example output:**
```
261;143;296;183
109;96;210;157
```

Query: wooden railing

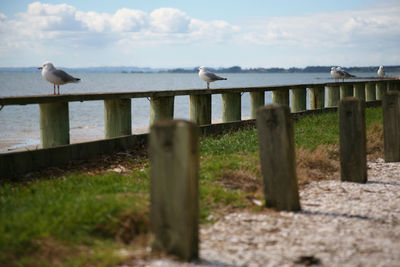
1;79;399;150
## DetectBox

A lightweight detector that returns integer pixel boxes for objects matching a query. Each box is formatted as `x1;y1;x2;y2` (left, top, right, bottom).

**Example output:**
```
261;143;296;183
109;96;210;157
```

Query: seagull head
198;66;206;72
38;61;55;70
379;65;383;69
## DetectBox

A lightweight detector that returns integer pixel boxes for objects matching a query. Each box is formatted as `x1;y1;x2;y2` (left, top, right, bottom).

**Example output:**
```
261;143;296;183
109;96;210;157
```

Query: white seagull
378;66;385;78
38;62;80;95
198;66;227;89
330;67;341;82
335;67;355;82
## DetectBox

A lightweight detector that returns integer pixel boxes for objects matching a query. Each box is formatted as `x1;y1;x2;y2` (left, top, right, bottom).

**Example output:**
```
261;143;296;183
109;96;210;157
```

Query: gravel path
132;158;400;266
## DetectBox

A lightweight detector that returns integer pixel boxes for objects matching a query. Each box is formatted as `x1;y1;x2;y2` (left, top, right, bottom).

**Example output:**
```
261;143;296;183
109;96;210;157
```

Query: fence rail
1;79;399;150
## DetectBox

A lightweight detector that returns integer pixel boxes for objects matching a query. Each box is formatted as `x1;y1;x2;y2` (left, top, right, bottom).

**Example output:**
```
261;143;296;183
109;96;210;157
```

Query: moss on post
104;99;132;139
221;93;241;122
150;96;174;125
365;82;376;102
190;94;211;125
353;83;365;99
309;86;325;109
291;88;307;112
271;89;289;106
326;85;340;107
39;102;70;148
340;84;353;99
376;81;387;101
250;91;265;119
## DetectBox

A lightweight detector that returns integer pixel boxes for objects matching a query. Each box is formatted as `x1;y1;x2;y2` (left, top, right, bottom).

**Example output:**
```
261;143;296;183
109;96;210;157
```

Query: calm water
0;71;396;152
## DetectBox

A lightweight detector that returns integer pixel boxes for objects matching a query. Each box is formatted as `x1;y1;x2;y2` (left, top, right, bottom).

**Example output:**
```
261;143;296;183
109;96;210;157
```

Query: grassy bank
0;107;384;266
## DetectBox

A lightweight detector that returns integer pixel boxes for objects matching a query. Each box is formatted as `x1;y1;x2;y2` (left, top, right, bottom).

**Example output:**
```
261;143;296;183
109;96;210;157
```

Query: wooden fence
1;79;399;150
1;79;399;178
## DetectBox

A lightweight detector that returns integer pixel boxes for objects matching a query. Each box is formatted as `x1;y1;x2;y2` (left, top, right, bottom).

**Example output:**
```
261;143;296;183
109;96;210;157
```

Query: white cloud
150;8;190;33
241;2;400;48
111;8;147;32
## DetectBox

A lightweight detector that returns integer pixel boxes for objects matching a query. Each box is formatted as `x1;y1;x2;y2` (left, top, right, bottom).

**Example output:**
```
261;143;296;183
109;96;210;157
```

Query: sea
0;71;398;152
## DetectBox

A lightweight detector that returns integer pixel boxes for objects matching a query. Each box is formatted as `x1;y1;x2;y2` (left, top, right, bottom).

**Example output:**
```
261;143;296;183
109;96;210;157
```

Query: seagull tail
73;78;81;83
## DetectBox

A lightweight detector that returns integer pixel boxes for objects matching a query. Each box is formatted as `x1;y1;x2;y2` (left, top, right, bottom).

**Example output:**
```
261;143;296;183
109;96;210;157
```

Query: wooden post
221;92;241;122
309;86;325;109
271;89;289;106
376;81;387;100
150;96;174;125
256;104;301;211
353;83;365;99
291;88;306;112
340;83;353;99
104;99;132;139
365;82;376;101
39;102;70;148
190;94;211;125
326;85;340;107
339;97;367;183
386;81;393;92
250;91;265;119
383;91;400;162
149;120;199;261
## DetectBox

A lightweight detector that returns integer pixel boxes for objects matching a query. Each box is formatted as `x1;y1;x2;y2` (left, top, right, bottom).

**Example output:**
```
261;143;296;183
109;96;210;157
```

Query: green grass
0;107;383;266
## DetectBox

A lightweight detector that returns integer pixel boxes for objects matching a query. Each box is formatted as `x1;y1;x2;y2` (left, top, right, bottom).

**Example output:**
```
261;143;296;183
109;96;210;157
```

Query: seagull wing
52;69;80;83
204;71;226;81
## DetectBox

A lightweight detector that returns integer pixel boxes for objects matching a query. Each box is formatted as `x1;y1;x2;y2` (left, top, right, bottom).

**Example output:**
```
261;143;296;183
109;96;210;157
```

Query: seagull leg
207;82;210;89
53;84;56;95
57;85;60;95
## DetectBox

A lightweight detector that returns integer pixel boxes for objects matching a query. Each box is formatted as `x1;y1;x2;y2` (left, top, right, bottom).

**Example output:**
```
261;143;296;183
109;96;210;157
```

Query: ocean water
0;71;396;152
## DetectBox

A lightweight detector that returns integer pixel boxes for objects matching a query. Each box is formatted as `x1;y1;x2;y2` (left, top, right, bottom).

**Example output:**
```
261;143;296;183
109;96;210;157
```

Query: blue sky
0;0;399;68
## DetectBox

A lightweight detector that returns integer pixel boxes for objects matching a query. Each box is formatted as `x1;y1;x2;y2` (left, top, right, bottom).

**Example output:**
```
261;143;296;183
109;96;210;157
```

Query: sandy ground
131;158;400;267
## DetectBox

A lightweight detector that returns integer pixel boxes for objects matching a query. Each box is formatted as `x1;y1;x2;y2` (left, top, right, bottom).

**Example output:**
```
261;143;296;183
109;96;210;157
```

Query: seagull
198;66;227;89
335;67;355;82
378;66;385;78
38;62;80;95
330;67;341;82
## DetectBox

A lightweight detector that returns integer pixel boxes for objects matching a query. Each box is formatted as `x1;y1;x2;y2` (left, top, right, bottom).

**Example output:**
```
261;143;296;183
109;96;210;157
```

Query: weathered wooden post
190;94;211;125
291;87;306;112
339;97;367;183
149;120;199;261
39;102;70;148
309;86;325;109
365;81;376;101
386;81;393;92
383;91;400;162
340;83;353;99
250;91;265;119
353;83;365;99
104;99;132;139
326;84;340;107
256;104;301;211
376;81;387;101
221;92;241;122
150;96;174;125
271;89;289;106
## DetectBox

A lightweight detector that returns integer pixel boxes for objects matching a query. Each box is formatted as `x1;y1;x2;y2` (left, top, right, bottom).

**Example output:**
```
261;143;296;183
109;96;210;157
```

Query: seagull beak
38;67;43;70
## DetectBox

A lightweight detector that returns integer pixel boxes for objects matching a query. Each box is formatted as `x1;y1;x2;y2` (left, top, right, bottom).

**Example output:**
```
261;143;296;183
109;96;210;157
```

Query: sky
0;0;399;68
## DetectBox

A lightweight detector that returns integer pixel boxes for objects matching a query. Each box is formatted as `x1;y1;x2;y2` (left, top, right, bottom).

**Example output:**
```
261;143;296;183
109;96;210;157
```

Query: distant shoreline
1;65;400;74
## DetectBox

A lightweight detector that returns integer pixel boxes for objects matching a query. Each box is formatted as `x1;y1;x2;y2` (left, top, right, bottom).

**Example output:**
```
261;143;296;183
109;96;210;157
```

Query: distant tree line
161;65;400;74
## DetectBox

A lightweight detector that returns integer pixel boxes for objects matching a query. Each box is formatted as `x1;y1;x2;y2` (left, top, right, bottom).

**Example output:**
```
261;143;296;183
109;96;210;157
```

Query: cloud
150;8;190;33
241;2;400;48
